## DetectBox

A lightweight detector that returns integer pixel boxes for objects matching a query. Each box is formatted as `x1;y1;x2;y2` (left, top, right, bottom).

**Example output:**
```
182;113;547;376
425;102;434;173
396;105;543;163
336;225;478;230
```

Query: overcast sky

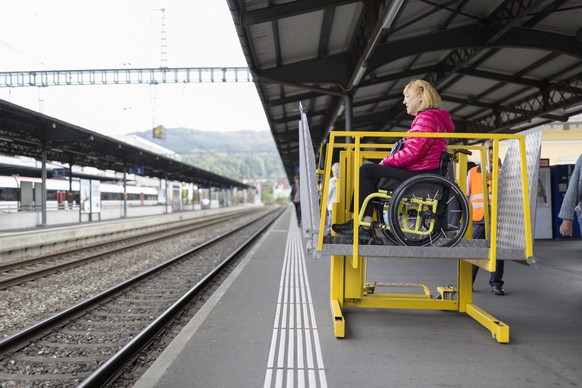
0;1;270;138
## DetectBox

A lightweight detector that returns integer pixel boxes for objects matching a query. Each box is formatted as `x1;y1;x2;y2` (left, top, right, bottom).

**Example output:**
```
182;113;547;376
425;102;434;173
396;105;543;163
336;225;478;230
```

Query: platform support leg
457;259;473;312
329;255;345;338
459;260;509;343
330;299;345;338
466;304;510;343
330;254;365;337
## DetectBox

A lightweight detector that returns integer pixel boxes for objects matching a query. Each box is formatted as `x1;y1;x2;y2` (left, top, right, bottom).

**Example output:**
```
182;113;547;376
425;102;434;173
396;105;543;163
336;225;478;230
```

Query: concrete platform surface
135;206;582;388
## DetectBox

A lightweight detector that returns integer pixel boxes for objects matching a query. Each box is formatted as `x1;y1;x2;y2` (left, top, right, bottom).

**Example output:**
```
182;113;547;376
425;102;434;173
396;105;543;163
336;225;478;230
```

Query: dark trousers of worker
471;222;504;287
293;201;301;225
357;163;439;217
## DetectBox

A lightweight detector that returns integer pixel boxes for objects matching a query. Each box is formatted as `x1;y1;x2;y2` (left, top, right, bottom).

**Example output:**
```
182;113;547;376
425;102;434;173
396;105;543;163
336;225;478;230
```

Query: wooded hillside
133;127;285;182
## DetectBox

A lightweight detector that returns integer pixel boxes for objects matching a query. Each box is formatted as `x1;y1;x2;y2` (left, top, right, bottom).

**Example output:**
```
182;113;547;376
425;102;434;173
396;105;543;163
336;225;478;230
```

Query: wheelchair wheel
373;199;399;245
388;174;469;247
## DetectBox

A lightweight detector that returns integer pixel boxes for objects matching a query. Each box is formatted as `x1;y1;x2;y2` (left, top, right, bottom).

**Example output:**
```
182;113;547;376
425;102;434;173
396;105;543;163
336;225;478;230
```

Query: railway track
0;206;283;387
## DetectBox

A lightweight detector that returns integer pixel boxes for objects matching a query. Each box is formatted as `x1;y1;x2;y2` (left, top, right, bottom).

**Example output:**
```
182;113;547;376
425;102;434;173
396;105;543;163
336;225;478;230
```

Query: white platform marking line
277;329;286;368
287;369;294;387
288;328;295;369
297;326;304;370
274;302;282;329
267;329;279;369
263;369;273;388
312;329;325;370
281;250;290;329
318;370;328;388
297;369;305;388
264;219;327;387
275;369;284;388
308;369;317;387
304;326;314;369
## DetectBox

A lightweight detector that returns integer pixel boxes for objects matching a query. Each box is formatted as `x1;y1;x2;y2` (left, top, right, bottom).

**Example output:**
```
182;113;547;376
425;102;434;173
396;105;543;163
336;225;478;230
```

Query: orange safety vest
468;165;495;222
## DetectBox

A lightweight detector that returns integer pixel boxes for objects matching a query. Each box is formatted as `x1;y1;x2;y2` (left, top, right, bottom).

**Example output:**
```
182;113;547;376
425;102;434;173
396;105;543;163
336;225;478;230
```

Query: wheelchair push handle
454;149;472;156
441;148;472;165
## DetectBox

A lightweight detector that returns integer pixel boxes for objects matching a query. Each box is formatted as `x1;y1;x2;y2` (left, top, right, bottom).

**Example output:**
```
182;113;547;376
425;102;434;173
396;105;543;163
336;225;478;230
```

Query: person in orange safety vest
466;140;505;296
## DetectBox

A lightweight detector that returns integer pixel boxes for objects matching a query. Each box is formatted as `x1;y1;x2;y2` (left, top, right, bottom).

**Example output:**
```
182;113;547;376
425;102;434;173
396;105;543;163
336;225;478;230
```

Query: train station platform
135;205;582;387
0;204;260;264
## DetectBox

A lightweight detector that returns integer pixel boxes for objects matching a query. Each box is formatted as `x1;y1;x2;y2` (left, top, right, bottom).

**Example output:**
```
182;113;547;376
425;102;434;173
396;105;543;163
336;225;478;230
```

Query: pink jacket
381;109;455;171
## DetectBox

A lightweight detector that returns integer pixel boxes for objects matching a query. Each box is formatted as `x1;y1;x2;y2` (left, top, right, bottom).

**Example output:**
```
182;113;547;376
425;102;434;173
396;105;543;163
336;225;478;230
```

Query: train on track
0;175;161;212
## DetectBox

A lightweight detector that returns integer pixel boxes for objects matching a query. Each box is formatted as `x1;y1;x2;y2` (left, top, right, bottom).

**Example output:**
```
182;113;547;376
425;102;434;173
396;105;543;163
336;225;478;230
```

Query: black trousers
293;201;301;224
471;222;504;287
357;163;439;217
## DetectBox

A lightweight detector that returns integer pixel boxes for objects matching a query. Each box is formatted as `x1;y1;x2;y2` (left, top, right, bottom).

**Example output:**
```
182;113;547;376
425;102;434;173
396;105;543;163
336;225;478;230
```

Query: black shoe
332;220;379;244
357;226;378;245
331;219;354;236
491;285;505;296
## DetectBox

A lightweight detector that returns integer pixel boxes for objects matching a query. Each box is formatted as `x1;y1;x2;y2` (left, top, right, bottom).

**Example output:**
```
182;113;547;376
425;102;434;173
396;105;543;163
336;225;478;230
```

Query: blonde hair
404;80;443;111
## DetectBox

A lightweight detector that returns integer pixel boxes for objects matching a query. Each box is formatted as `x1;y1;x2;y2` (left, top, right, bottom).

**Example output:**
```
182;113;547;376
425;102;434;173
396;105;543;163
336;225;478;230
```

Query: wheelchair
358;149;472;247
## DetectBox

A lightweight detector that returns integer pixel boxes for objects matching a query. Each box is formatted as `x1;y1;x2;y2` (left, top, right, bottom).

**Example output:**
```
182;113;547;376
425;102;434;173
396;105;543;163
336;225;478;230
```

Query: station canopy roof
227;0;582;182
0;98;250;189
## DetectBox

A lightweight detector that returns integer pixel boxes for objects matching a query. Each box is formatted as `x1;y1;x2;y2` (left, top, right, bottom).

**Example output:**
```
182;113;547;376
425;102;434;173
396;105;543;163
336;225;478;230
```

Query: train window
46;190;57;201
101;192;123;201
0;187;19;201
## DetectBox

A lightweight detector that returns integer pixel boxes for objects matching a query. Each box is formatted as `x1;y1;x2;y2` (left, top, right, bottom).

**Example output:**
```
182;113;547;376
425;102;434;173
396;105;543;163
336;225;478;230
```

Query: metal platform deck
321;236;529;261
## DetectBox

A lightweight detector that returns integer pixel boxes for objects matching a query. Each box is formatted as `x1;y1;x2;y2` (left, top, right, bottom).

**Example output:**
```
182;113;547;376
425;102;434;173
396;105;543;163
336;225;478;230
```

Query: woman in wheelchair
332;79;464;246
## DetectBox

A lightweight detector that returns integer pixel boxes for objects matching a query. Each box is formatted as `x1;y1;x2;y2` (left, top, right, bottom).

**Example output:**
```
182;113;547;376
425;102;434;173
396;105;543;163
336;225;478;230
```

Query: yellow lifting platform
297;104;542;344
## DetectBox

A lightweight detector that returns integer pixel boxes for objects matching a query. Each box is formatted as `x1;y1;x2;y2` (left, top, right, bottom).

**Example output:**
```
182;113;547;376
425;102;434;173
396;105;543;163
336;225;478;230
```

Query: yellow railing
313;128;541;343
318;131;534;267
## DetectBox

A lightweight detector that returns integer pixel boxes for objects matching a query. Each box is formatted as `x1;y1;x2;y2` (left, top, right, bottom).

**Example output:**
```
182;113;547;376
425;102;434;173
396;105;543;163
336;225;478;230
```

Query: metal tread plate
321;238;526;260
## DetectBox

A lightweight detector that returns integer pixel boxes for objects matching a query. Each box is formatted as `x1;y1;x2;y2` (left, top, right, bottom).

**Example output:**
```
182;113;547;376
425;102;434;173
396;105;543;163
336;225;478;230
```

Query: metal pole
41;146;47;226
165;175;169;214
344;95;352;130
344;95;353;143
123;168;128;218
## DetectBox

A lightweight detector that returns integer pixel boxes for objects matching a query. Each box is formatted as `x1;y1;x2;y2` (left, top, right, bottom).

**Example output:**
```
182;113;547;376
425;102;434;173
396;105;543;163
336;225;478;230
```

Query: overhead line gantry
0;67;253;88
